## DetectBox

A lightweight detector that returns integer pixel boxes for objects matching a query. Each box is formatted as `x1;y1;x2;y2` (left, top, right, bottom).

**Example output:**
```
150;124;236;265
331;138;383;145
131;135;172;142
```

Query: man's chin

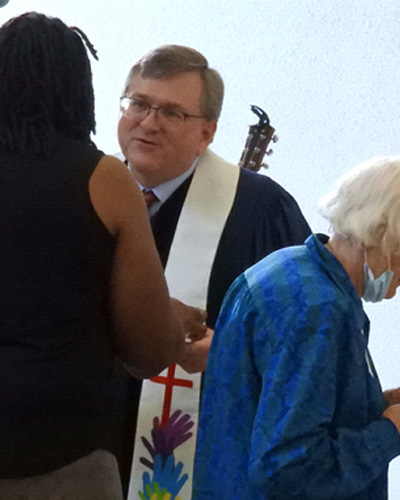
128;158;163;187
127;151;160;172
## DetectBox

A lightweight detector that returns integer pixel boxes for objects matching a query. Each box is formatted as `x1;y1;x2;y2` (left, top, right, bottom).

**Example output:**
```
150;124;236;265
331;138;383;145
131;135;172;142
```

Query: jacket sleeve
248;296;400;499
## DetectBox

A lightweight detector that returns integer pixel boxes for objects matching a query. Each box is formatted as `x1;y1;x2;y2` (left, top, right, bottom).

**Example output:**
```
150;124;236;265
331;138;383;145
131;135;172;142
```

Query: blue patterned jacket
193;234;400;499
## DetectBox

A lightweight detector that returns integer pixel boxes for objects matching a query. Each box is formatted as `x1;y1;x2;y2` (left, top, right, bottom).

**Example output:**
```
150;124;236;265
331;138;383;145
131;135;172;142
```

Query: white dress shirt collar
130;158;198;216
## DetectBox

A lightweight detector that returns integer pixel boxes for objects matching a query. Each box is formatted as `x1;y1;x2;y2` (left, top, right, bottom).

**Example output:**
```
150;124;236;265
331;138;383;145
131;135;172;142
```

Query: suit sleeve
269;186;311;248
207;170;311;327
252;172;311;253
227;169;312;263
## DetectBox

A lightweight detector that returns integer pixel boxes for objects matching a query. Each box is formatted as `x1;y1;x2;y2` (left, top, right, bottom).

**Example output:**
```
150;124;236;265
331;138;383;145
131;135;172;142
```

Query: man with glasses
116;45;311;499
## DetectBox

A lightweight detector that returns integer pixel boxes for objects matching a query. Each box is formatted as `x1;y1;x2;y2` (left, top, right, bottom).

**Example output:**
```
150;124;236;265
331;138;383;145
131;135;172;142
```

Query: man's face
118;72;217;188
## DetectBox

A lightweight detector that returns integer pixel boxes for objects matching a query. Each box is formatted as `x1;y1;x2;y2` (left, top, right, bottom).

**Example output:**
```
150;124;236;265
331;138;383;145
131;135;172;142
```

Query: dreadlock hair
0;12;97;156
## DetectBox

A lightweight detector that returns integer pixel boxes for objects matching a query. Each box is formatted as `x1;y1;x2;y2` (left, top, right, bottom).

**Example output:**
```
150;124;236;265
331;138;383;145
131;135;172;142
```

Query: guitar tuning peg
272;134;279;143
266;149;274;156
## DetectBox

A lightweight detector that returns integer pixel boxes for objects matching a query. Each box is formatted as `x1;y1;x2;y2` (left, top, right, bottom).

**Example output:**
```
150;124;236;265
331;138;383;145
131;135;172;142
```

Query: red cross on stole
150;363;194;427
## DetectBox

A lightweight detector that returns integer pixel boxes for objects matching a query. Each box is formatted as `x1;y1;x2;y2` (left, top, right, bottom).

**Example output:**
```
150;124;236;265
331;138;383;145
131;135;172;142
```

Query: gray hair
318;156;400;254
122;45;224;121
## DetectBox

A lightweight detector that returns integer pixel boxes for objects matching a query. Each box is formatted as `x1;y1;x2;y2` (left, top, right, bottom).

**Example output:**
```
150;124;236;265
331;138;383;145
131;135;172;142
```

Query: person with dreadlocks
0;12;205;500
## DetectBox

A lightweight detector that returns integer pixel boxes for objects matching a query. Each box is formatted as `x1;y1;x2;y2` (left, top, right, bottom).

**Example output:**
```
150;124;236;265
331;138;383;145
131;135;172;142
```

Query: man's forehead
127;73;203;110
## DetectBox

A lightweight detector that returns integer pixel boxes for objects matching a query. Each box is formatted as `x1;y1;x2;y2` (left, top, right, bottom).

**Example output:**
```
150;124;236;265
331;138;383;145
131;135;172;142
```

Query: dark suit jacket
150;167;311;327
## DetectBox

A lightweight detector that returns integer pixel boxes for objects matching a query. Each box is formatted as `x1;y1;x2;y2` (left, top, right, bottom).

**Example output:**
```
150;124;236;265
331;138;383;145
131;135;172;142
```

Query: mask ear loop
364;246;392;277
364;247;391;275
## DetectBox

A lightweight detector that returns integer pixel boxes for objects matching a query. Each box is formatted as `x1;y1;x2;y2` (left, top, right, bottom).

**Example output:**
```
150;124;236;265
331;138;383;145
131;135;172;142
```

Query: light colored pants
0;449;123;500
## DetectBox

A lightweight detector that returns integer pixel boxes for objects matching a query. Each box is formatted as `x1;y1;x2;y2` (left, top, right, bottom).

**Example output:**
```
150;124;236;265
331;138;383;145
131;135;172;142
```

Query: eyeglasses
120;97;207;126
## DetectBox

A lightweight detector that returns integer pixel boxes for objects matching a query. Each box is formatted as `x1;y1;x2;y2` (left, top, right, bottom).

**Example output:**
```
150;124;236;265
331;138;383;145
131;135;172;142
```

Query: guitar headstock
238;105;278;172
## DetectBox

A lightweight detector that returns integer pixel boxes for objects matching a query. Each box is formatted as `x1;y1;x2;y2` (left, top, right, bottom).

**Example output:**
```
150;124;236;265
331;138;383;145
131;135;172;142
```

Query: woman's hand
171;298;207;341
178;329;214;374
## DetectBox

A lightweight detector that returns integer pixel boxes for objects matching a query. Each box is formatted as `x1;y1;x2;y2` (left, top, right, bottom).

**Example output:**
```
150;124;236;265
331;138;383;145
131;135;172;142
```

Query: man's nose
139;107;160;130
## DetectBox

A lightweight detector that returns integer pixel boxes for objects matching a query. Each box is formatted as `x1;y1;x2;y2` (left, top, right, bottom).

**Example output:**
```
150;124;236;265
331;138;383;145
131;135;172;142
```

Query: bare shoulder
89;154;145;235
91;154;137;189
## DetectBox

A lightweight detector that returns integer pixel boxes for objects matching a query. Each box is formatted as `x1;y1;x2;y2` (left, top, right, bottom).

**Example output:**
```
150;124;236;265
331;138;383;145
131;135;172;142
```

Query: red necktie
142;189;158;208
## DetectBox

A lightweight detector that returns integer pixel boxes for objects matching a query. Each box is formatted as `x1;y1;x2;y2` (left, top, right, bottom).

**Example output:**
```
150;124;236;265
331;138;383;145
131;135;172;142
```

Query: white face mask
362;254;394;303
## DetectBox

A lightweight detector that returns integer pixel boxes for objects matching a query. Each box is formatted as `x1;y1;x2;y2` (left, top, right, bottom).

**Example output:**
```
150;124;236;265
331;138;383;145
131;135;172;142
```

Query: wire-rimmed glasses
120;96;207;127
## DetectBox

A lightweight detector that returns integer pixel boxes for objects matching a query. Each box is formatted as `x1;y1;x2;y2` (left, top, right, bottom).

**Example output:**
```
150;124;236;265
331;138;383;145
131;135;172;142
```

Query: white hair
318;156;400;254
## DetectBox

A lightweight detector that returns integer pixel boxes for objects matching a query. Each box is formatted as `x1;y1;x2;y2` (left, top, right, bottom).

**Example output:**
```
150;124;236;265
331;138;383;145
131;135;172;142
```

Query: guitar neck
238;106;276;172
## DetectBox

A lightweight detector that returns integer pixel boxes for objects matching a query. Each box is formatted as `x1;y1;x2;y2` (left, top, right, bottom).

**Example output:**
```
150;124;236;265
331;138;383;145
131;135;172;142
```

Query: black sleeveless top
0;136;128;477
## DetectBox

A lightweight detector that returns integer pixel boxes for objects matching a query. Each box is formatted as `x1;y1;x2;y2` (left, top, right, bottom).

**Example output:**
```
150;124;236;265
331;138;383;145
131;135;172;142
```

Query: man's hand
171;298;207;341
382;403;400;434
178;329;214;374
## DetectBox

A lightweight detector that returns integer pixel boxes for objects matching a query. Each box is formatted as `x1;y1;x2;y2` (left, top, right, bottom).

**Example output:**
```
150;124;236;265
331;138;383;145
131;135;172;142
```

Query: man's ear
198;120;217;154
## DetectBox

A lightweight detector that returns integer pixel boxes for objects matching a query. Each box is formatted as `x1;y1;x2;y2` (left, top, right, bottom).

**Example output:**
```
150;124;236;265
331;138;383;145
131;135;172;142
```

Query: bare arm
89;155;185;378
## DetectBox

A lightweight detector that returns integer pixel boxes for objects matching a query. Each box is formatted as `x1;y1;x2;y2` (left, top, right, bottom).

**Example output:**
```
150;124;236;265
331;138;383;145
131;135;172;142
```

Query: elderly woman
193;156;400;500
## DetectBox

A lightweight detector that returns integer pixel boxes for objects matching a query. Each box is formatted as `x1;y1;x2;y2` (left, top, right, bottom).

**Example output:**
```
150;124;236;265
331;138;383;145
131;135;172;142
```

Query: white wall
2;0;400;496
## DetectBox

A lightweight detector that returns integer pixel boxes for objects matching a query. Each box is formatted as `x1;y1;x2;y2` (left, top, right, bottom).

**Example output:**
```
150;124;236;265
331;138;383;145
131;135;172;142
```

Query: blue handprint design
140;454;188;499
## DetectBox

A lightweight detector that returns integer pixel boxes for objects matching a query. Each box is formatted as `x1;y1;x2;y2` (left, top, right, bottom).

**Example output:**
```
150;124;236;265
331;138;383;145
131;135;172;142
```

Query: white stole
128;150;240;500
